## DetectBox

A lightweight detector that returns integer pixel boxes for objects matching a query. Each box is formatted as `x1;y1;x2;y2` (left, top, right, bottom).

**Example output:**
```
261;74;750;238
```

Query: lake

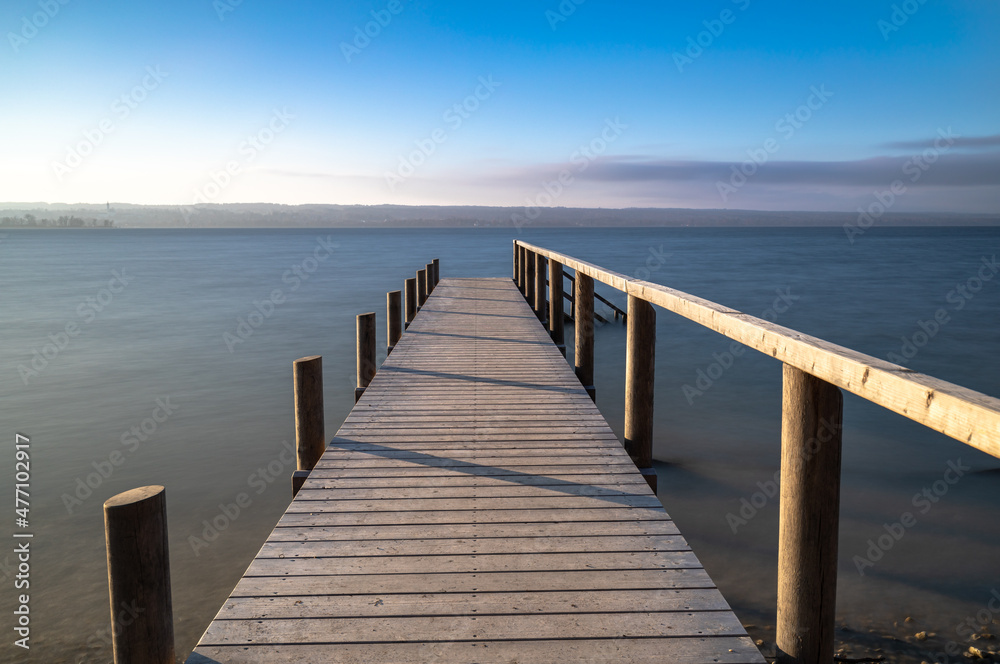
1;225;998;663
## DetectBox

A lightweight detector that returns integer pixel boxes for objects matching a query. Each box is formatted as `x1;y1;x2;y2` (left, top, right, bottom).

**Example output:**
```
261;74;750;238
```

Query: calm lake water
1;226;998;663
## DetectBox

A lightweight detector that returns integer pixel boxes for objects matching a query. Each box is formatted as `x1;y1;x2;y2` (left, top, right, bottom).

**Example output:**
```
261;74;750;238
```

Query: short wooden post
512;242;518;281
355;312;376;403
776;365;843;664
574;272;596;401
425;263;435;294
534;255;547;322
387;290;402;354
624;295;656;492
404;277;416;329
292;355;325;495
432;258;440;287
417;269;428;308
103;486;174;664
549;260;565;355
525;251;535;308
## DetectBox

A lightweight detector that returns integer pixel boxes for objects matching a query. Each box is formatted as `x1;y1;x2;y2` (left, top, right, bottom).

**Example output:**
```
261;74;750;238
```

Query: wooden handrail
517;240;1000;459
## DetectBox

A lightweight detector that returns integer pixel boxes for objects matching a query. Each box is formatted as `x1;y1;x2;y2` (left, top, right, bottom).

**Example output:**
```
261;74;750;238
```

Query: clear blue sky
2;0;998;212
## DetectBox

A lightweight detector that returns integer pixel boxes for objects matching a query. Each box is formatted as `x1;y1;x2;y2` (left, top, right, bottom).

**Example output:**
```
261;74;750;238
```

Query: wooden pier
184;277;764;663
101;242;1000;664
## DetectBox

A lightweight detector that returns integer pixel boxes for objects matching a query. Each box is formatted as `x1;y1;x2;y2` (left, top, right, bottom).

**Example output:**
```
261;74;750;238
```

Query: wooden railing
512;239;1000;664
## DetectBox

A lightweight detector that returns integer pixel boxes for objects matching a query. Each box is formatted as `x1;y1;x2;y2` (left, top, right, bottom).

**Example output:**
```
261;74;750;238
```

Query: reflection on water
1;226;998;662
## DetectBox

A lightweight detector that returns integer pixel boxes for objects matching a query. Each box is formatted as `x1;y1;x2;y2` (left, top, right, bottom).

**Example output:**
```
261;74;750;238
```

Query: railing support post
425;262;435;294
519;246;527;296
549;260;565;355
103;486;175;664
512;242;518;282
417;269;428;308
574;272;596;401
432;258;440;287
292;355;325;495
404;277;416;329
534;255;547;323
776;365;843;664
387;290;402;354
355;312;376;403
525;251;535;308
625;295;656;492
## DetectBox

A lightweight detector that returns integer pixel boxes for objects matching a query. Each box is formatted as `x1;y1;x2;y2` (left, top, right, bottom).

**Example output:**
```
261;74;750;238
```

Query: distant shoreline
1;202;997;229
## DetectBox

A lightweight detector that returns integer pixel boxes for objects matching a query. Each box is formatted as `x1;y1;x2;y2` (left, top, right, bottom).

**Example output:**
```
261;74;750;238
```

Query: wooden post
417;269;428;308
103;486;174;664
624;295;656;492
518;246;527;296
776;365;843;664
432;258;440;287
425;263;435;294
387;290;402;354
549;260;565;355
356;312;376;403
512;242;518;282
534;255;547;323
292;355;324;495
575;272;596;401
404;277;416;329
525;251;535;308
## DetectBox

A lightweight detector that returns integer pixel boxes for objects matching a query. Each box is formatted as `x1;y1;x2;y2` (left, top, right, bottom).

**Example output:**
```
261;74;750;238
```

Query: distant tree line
0;214;114;228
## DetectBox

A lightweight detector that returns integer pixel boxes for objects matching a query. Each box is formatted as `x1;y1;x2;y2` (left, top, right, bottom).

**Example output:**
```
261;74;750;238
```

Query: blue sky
1;0;998;212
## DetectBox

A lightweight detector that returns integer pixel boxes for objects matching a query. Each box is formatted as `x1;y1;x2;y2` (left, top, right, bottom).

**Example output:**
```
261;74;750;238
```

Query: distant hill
0;202;997;229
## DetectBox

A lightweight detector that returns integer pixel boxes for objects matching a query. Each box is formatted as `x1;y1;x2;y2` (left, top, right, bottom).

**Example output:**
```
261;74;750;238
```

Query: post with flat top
549;260;565;355
103;485;175;664
519;245;527;296
292;355;325;495
432;258;440;287
404;277;416;329
624;294;656;492
534;254;547;323
574;272;596;401
355;312;376;403
387;290;402;354
525;251;536;308
425;263;435;294
417;269;428;308
776;365;843;664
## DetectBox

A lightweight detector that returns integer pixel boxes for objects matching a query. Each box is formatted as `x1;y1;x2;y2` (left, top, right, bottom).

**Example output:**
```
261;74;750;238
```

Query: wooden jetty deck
186;277;765;663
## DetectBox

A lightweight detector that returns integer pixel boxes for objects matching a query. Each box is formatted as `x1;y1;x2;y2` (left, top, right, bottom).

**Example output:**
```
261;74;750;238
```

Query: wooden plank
190;637;764;664
266;520;682;541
